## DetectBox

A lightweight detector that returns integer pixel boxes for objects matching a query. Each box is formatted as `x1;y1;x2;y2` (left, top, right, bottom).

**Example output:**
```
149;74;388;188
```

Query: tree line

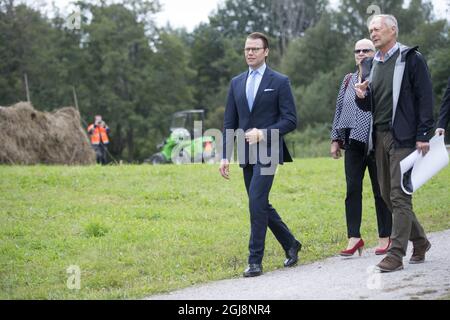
1;0;448;161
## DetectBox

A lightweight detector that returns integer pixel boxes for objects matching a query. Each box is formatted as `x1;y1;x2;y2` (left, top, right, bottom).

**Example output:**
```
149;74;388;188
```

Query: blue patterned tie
247;70;257;111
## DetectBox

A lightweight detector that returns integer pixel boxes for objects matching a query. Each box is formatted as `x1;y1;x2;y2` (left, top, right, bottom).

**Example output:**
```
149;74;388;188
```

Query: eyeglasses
354;49;373;54
244;47;265;53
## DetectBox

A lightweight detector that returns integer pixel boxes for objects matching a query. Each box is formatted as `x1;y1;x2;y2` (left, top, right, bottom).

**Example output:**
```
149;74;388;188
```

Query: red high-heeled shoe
375;238;391;255
340;239;364;256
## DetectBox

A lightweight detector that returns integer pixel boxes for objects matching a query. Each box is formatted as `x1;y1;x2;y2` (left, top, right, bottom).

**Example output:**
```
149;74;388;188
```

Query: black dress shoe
284;240;301;267
243;264;263;277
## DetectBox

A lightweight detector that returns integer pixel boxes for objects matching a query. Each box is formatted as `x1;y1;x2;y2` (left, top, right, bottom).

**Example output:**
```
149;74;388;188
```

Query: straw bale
0;102;96;165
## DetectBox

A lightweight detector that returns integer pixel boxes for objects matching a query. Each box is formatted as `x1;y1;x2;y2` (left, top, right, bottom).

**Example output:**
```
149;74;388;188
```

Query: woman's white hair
355;38;376;51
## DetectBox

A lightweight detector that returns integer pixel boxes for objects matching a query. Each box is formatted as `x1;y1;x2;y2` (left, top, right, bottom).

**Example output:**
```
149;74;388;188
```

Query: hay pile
0;102;96;165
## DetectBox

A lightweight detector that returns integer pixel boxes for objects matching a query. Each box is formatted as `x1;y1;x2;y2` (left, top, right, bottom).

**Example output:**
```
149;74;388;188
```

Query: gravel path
147;229;450;300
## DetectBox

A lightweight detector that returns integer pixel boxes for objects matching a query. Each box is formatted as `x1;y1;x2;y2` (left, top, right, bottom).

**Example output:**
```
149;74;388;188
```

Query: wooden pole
72;86;90;142
24;73;30;102
72;86;80;111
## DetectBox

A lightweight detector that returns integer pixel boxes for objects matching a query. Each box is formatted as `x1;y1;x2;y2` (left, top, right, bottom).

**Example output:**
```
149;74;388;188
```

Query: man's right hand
416;141;430;156
330;141;342;159
354;80;369;99
219;159;230;180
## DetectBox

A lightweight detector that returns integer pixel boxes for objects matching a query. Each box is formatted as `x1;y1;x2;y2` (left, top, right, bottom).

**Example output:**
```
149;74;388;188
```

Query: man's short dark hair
247;32;269;49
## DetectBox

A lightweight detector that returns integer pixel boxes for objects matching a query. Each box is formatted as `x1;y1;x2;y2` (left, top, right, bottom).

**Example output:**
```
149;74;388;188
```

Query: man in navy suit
219;32;301;277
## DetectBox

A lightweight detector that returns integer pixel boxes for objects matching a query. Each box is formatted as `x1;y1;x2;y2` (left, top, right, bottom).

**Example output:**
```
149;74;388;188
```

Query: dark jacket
356;44;434;148
437;77;450;130
222;67;297;167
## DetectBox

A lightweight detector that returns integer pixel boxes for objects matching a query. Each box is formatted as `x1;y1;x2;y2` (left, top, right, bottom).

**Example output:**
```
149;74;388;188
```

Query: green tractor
145;109;216;165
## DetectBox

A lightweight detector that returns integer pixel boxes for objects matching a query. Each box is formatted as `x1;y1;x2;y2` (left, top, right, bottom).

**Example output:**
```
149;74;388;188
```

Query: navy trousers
243;163;296;264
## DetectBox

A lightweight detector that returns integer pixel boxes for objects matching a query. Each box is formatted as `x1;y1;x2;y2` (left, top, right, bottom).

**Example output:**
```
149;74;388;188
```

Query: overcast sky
155;0;221;30
160;0;449;31
38;0;450;31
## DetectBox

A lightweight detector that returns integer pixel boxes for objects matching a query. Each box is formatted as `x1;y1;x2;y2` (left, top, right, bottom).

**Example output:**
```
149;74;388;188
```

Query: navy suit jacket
437;77;450;130
222;67;297;167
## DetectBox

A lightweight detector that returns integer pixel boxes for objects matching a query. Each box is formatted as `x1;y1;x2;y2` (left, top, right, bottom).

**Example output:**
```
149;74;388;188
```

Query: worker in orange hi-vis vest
87;115;110;165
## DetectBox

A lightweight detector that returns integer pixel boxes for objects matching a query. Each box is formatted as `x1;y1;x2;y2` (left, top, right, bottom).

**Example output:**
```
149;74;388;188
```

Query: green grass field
1;159;449;299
